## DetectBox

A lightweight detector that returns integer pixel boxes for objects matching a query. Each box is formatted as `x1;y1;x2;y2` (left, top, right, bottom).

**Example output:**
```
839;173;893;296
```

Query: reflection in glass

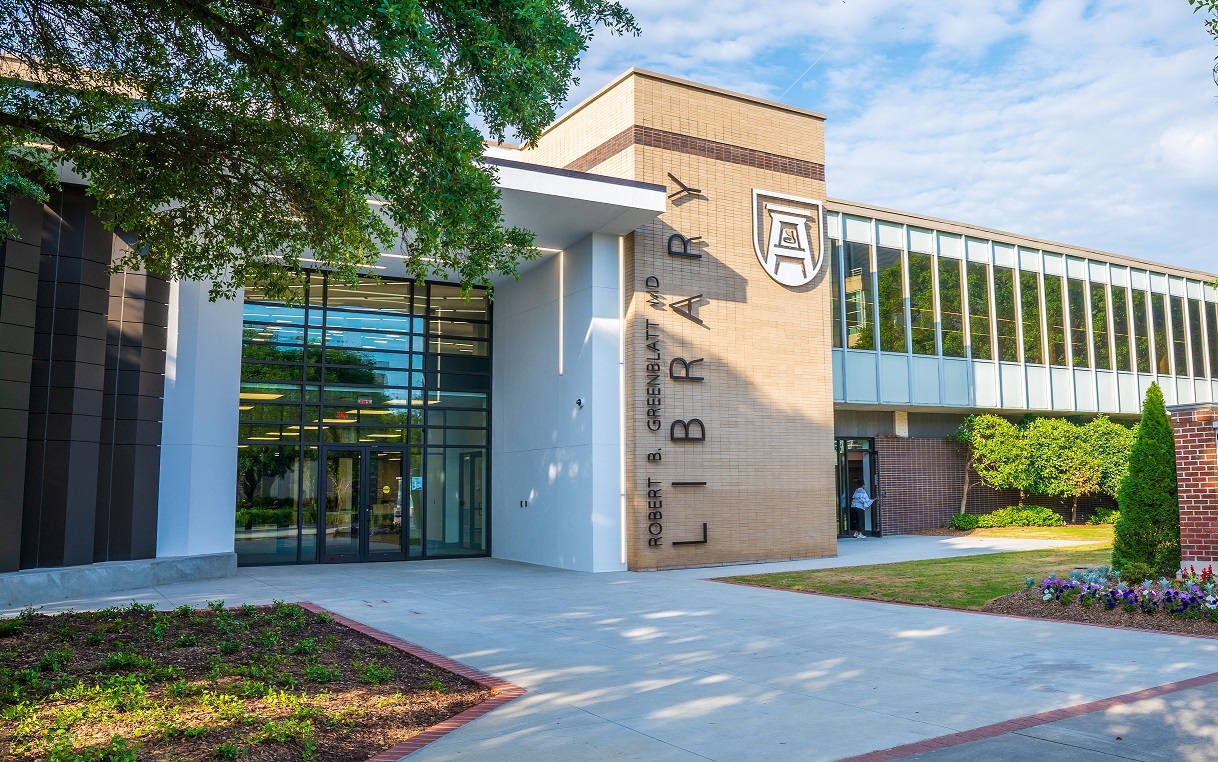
939;257;965;358
1152;294;1170;374
843;242;874;350
1188;299;1206;378
323;450;361;557
908;252;937;355
1043;274;1067;367
235;445;301;564
1211;303;1218;380
326;281;413;313
994;266;1019;362
1067;279;1090;369
1170;295;1188;375
875;246;907;353
1131;290;1151;374
300;448;318;562
1111;286;1131;372
829;238;843;348
368;452;405;555
426;447;487;556
967;262;992;361
1020;271;1044;364
1091;283;1112;370
429;283;489;320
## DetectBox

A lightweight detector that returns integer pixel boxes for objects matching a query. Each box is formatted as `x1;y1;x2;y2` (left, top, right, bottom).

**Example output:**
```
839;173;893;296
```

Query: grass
921;523;1115;542
727;543;1115;610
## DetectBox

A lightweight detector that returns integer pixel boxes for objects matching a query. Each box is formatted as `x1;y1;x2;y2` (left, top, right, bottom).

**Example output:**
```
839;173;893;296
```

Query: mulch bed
984;590;1218;638
0;602;492;761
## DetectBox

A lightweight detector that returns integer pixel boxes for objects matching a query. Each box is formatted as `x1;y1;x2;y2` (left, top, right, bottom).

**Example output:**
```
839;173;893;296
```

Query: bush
976;505;1065;528
1112;384;1180;577
949;513;979;530
1086;506;1120;525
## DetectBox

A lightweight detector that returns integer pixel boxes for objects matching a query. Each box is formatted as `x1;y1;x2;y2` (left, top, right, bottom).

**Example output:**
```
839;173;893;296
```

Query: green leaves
1;0;637;299
1112;383;1180;577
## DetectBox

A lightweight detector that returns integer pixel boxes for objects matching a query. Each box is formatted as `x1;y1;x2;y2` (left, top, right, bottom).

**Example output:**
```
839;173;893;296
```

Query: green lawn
726;543;1114;610
922;524;1115;543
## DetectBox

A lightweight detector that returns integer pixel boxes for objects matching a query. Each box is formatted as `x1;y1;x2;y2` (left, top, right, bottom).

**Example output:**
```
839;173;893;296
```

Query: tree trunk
1018;489;1025;507
960;458;972;514
1071;495;1078;525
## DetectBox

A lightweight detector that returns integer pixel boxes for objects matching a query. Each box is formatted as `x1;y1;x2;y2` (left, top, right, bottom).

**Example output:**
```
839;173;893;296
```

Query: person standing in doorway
850;479;874;539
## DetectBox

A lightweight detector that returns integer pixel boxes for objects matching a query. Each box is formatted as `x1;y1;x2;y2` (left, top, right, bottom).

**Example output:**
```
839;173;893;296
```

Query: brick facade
875;437;1116;534
1169;404;1218;568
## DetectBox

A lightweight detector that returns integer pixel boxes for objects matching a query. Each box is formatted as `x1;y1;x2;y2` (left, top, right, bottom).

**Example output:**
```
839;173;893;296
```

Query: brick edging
835;670;1218;761
296;602;525;761
712;579;1218;642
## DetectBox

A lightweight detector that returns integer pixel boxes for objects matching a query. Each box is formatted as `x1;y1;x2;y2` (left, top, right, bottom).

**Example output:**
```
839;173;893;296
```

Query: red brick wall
874;437;1116;534
1169;404;1218;567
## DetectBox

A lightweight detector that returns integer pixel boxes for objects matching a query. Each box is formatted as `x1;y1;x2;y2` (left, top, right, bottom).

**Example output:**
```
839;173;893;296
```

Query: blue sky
558;0;1218;274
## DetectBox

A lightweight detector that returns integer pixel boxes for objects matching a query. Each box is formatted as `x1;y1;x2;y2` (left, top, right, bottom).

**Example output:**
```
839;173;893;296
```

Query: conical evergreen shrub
1111;383;1179;577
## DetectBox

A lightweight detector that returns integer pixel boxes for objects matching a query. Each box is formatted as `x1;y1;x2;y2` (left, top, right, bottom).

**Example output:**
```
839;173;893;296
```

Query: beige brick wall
526;71;837;570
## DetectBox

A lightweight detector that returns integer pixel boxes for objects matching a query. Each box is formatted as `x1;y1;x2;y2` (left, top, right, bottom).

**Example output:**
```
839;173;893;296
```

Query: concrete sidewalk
7;536;1202;762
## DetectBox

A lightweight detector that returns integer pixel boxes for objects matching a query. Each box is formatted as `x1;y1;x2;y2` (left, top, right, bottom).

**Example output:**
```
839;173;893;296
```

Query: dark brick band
565;125;825;181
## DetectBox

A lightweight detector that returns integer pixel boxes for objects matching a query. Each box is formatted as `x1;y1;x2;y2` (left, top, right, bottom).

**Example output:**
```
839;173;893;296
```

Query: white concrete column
490;232;625;571
157;280;243;557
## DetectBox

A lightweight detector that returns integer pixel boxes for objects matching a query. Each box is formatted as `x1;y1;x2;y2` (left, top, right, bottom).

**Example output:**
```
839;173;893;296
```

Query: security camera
576;398;584;408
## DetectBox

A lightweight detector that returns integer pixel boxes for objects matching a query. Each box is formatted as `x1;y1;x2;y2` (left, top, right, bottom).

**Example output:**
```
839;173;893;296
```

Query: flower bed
984;565;1218;637
0;601;493;761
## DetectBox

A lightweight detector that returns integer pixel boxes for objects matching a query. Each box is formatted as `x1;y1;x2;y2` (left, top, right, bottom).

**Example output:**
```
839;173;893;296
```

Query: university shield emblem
752;190;824;287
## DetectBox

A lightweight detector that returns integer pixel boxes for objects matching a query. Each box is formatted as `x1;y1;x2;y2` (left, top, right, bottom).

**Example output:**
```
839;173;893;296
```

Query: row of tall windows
827;237;1218;379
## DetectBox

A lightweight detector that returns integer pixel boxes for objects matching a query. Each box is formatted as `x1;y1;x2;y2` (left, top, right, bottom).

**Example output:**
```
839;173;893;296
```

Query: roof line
826;197;1217;282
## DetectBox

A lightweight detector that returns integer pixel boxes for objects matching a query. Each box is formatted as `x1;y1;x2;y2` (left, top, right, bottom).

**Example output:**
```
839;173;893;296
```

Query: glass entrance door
835;438;880;537
320;447;417;562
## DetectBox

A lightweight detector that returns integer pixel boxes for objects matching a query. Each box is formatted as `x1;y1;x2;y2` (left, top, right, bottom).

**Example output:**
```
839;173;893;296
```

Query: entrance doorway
320;447;422;562
835;438;880;537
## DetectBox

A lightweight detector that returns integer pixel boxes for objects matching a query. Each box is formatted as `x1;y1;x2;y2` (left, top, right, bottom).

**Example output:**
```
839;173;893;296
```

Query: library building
2;69;1215;592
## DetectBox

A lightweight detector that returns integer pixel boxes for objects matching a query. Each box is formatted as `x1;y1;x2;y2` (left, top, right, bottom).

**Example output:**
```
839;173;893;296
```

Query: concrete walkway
8;536;1209;761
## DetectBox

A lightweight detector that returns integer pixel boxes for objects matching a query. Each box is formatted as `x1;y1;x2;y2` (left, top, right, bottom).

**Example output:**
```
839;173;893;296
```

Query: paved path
9;536;1211;761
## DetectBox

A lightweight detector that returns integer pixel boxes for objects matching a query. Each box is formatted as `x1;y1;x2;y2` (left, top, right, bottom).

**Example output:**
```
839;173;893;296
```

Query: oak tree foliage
0;0;637;299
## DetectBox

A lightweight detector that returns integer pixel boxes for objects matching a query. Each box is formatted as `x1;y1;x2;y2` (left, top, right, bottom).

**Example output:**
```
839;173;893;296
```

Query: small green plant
949;513;979;530
215;742;248;759
288;638;318;655
206;600;227;612
351;658;395;685
173;604;195;618
173;634;198;648
103;651;156;671
1086;505;1120;525
218;640;241;655
424;676;445;692
303;664;341;683
36;646;73;673
0;618;23;637
322;635;338;651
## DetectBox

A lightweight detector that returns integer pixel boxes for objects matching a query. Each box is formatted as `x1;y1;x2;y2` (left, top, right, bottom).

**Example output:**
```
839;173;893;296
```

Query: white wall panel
1150;272;1168;293
908;227;933;253
877;221;903;248
1161;378;1179;405
1066;256;1087;280
1131;269;1149;291
845;351;879;402
911;356;940;404
1000;362;1025;408
1112;267;1130;288
1195;379;1212;403
844;215;873;243
1118;372;1140;413
938;233;962;259
942;358;969;405
1073;369;1097;411
879;353;910;404
1187;280;1203;300
966;238;989;263
973;360;999;408
1019;247;1041;271
1028;365;1052;409
993;243;1016;268
1169;276;1186;297
1042;252;1064;276
826;211;841;239
1176;376;1195;405
1088;261;1109;283
1096;370;1118;413
832;349;845;401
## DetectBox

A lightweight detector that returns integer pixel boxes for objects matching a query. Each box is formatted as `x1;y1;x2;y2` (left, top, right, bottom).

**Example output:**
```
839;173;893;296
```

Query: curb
296;602;525;761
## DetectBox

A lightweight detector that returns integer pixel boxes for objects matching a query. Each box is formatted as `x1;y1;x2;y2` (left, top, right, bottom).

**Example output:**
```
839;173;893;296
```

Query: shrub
1086;506;1120;525
977;505;1065;528
1112;384;1180;577
949;513;978;530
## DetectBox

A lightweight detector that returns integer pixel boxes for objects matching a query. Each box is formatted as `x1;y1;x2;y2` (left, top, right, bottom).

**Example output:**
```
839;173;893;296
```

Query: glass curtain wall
994;266;1019;361
236;275;491;565
938;258;965;357
1170;295;1188;376
1091;284;1112;371
1152;294;1170;374
1067;279;1090;369
843;242;874;350
1111;285;1132;372
829;238;843;348
1020;271;1044;364
966;262;993;360
875;245;907;353
1188;299;1206;378
1133;291;1153;374
1211;303;1218;380
1043;274;1067;366
908;252;937;355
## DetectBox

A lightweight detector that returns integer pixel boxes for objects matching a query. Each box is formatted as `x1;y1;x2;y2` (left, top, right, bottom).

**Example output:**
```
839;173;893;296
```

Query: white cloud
568;0;1218;273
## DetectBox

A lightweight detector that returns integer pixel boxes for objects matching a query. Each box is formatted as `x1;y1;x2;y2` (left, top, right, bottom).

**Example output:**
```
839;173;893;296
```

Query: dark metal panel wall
0;197;43;572
8;184;167;569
